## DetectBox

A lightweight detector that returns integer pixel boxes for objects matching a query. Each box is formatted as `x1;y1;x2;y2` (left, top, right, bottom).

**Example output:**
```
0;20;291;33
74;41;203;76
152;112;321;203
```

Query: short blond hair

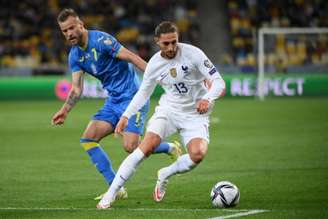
57;8;79;23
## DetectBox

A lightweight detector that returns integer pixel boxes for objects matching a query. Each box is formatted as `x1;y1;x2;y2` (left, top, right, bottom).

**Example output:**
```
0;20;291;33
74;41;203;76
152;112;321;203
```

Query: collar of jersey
79;30;90;51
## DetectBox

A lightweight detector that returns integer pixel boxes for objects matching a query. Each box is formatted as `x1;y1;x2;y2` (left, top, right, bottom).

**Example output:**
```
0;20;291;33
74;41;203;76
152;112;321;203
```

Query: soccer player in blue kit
51;8;182;199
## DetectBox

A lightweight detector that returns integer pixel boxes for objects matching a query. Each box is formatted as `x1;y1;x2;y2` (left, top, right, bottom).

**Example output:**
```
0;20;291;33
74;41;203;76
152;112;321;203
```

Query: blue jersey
68;30;140;102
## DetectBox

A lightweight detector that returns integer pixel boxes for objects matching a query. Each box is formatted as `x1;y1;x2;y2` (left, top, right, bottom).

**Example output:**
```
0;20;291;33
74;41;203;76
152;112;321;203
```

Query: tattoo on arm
63;71;84;112
66;90;80;108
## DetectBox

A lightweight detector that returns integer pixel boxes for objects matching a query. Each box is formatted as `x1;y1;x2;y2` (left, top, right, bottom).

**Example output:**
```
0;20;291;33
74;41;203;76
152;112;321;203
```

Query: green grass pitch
0;97;327;218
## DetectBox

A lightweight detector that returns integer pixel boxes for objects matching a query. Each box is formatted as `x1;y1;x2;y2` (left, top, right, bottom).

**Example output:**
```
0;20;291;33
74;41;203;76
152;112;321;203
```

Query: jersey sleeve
192;46;225;102
68;51;82;73
122;59;158;119
100;33;123;58
193;47;222;80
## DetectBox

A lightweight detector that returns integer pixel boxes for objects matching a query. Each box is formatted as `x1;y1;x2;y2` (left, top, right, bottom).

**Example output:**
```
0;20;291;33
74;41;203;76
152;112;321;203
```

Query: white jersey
123;43;224;118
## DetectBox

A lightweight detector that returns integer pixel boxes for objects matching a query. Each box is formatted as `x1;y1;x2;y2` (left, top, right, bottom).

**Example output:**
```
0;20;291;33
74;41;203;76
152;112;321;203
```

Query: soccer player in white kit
97;21;226;209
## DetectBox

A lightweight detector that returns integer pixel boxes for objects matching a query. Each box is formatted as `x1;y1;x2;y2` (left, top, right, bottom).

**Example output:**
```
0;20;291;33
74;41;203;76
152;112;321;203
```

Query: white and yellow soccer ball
210;181;240;208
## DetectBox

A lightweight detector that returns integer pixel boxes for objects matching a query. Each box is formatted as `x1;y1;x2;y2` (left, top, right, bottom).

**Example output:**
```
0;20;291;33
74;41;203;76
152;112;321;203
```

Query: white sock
158;154;196;181
101;148;145;203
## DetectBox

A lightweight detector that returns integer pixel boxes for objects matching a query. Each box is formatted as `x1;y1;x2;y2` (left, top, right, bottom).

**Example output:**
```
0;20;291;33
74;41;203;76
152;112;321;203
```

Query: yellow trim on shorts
135;111;141;127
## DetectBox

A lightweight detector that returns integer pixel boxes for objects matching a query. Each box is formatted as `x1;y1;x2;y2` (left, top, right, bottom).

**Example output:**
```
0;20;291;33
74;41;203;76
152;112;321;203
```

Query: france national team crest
170;68;177;78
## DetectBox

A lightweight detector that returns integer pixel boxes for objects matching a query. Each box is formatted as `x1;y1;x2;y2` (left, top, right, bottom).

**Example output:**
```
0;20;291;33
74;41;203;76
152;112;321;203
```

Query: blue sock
153;142;170;154
80;138;115;185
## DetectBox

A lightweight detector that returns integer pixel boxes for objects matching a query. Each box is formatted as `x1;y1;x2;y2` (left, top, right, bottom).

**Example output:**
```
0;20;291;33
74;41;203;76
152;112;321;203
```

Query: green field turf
0;97;327;219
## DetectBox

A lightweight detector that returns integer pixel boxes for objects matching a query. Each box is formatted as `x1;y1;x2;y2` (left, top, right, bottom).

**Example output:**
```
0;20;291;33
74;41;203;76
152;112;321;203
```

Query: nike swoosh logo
120;175;127;181
159;73;168;80
79;57;84;62
97;36;104;41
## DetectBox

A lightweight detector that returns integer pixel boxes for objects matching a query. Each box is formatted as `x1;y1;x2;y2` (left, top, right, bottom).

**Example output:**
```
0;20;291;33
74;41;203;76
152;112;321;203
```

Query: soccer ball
210;181;240;208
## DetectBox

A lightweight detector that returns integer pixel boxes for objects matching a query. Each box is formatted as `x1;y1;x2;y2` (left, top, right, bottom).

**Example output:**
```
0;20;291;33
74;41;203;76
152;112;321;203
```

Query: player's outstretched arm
52;71;84;125
117;47;147;72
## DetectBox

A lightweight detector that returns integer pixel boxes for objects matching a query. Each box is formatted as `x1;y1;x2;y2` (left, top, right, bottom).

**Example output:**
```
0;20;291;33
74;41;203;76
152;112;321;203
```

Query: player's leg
97;107;174;208
155;141;182;161
80;120;116;185
80;98;124;186
154;116;209;202
97;132;161;209
122;132;182;161
87;99;132;200
123;130;181;160
187;138;208;163
121;130;179;156
82;120;128;201
123;101;182;159
154;138;208;202
160;137;208;178
157;116;209;179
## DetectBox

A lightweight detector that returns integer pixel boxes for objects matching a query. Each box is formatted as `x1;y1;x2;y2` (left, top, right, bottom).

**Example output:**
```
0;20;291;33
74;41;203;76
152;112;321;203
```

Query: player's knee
188;143;208;163
123;140;139;153
139;132;162;156
190;150;206;163
81;131;100;142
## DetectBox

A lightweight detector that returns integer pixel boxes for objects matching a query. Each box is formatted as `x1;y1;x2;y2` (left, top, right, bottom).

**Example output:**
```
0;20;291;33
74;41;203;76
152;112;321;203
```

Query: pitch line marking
208;209;269;219
0;207;266;213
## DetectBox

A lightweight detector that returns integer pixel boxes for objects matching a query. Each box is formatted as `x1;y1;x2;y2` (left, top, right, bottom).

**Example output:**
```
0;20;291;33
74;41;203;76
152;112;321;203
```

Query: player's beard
164;49;177;59
68;32;83;46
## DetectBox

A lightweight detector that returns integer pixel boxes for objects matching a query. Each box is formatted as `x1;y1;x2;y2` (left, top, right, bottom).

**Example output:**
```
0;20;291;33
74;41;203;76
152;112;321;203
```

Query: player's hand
196;99;210;114
51;109;68;125
115;116;128;137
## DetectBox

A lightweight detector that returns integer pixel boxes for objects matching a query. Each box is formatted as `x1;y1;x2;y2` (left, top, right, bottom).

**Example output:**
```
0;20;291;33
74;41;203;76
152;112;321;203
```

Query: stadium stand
226;0;328;73
0;0;200;73
0;0;327;74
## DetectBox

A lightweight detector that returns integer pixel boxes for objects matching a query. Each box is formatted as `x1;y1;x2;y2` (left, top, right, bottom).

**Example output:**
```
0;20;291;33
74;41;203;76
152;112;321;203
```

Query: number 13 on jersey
174;82;188;94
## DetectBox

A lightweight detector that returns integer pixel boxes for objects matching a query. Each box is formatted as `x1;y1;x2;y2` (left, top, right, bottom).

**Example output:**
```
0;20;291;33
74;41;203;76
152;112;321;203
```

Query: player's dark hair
155;21;178;37
57;8;79;23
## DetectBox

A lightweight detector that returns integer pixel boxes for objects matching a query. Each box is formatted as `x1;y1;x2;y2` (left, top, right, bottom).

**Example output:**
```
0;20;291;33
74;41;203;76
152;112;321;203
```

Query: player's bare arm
52;71;84;125
117;47;147;72
63;71;84;111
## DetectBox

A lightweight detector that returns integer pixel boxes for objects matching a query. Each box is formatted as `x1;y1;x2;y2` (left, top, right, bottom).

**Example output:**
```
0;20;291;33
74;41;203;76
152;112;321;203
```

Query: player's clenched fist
196;99;210;114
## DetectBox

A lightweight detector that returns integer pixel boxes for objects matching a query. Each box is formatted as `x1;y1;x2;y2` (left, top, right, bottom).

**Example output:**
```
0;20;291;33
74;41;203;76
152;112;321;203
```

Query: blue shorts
92;97;150;135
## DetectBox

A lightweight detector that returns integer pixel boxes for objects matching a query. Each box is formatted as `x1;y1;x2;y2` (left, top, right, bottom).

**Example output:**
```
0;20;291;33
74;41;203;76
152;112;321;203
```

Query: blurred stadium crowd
227;0;328;73
0;0;200;69
0;0;327;73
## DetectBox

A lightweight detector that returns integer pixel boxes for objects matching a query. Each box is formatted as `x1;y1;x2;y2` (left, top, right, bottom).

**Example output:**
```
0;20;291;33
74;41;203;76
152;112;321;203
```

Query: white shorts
146;106;210;146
